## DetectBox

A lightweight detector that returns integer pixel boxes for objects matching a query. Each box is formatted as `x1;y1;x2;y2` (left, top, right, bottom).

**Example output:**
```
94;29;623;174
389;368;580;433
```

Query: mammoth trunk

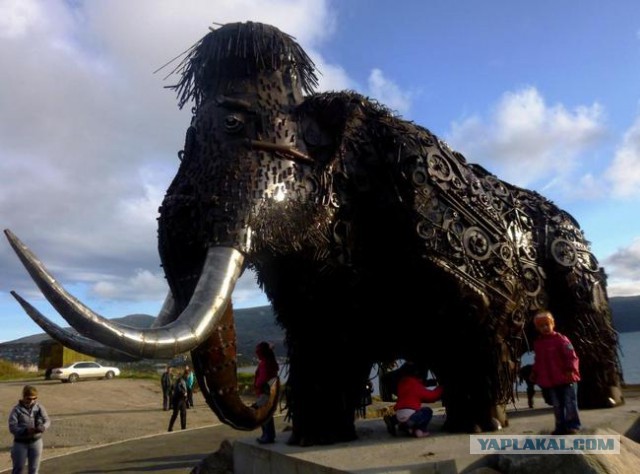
191;302;279;430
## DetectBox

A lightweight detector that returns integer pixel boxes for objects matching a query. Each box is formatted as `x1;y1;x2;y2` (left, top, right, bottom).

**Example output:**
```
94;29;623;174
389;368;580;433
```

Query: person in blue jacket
185;365;195;408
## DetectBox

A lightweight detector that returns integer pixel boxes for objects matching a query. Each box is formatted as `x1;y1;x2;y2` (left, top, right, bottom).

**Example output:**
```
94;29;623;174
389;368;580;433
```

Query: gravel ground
0;377;221;472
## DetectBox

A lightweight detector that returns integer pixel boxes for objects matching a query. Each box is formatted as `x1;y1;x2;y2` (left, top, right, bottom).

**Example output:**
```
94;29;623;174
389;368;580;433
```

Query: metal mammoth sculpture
5;22;623;446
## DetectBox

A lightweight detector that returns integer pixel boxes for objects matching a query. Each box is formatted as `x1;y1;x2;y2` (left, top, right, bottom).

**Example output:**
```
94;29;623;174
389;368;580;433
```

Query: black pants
168;399;187;431
525;382;535;408
162;389;172;411
187;387;194;408
259;416;276;442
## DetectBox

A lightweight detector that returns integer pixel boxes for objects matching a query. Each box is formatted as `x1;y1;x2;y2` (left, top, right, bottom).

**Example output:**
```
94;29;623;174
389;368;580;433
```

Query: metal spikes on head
166;21;319;109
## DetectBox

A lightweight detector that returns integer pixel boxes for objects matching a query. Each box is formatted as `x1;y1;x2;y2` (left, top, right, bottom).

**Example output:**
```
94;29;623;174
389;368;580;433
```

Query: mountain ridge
2;295;639;354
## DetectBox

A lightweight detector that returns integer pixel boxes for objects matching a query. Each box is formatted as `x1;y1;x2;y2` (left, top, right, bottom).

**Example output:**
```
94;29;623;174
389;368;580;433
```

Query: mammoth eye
224;114;244;133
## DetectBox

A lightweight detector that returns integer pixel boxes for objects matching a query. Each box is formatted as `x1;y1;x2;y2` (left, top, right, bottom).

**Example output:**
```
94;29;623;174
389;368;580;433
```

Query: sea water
619;330;640;384
239;331;640;392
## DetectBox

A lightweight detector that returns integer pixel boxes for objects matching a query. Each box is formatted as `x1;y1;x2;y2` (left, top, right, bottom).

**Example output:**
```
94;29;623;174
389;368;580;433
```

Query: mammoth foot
578;384;625;409
286;426;357;447
443;405;508;434
442;417;504;434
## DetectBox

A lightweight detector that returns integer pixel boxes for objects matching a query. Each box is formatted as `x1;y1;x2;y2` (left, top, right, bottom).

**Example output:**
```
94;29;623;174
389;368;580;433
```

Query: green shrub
0;359;40;380
118;368;159;380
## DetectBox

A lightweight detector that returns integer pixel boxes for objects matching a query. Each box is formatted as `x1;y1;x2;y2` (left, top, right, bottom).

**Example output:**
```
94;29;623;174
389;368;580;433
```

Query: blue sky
1;0;639;342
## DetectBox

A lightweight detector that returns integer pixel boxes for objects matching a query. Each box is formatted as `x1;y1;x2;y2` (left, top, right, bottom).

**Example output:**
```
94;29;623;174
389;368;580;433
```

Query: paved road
6;387;639;473
39;425;235;473
10;416;289;474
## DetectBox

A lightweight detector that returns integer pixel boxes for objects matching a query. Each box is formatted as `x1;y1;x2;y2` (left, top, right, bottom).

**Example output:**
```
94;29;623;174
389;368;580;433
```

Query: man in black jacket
168;373;188;431
161;366;173;411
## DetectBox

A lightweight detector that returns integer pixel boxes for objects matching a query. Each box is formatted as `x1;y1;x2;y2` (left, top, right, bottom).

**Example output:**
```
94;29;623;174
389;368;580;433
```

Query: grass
0;359;37;381
119;369;163;380
0;359;168;382
0;359;274;396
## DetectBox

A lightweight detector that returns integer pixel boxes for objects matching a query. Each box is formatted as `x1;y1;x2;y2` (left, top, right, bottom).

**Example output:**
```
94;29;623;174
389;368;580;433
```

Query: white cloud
92;269;167;301
367;68;412;116
0;0;51;39
0;0;337;308
564;173;608;200
446;87;606;188
603;238;640;297
607;281;640;297
604;238;640;279
605;116;640;198
314;60;355;92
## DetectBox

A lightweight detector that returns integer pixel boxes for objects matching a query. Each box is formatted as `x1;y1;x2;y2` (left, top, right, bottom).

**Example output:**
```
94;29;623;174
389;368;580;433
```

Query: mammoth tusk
4;229;244;359
192;302;280;430
10;291;141;362
151;292;178;328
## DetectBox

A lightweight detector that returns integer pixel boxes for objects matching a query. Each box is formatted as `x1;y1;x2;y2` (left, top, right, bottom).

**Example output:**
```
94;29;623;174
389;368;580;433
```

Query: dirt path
0;377;221;472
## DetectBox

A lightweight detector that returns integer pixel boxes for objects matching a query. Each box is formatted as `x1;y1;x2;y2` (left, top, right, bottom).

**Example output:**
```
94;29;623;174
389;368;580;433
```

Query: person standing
8;385;51;474
161;366;173;411
518;364;536;408
168;372;188;431
254;341;279;444
184;365;195;408
530;310;582;435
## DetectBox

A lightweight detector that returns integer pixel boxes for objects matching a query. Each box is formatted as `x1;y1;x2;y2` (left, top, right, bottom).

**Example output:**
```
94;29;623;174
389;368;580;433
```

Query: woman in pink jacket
530;311;581;435
254;341;279;444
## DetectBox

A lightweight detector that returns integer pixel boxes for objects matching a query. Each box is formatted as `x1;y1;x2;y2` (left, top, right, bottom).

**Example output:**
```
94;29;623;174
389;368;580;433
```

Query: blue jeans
548;384;581;433
11;439;43;474
260;416;276;441
404;407;434;432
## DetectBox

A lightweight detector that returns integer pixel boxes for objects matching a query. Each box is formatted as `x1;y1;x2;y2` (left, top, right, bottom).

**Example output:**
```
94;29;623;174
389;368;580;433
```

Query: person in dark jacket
8;385;51;474
531;310;581;435
254;341;279;444
518;364;536;408
161;366;173;411
167;373;188;431
518;363;553;408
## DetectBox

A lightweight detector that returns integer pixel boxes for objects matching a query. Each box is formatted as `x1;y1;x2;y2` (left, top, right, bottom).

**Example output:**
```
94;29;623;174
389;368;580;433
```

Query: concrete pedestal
234;391;640;474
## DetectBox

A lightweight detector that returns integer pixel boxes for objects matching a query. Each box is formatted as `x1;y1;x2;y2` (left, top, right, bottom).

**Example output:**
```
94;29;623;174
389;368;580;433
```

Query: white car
50;361;121;383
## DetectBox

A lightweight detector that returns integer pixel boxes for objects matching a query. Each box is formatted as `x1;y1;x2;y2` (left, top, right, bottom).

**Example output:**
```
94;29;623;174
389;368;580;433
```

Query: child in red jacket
385;362;443;438
530;311;581;435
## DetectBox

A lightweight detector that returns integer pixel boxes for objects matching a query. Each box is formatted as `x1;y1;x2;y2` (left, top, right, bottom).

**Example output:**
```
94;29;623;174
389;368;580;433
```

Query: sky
1;0;640;342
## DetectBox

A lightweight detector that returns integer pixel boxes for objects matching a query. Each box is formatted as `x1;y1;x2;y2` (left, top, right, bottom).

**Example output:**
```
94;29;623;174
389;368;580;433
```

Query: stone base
234;390;640;474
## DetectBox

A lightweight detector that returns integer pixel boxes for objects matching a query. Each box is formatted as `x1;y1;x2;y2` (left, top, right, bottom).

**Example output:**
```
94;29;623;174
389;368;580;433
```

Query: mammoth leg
545;247;624;408
438;316;510;433
284;333;370;446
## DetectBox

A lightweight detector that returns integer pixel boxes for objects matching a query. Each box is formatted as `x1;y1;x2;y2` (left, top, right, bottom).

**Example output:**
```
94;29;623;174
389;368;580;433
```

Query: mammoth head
159;22;327;305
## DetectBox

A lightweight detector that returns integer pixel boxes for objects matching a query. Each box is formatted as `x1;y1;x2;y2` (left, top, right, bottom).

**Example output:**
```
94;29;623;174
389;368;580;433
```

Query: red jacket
394;375;444;411
531;331;580;388
254;358;279;396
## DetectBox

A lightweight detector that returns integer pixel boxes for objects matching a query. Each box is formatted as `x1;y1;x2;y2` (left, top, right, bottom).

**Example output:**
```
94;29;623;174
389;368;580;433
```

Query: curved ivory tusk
4;229;244;358
151;292;178;328
10;291;141;362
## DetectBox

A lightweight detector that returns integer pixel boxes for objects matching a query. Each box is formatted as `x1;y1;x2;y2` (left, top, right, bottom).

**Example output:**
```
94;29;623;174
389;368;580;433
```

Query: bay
619;330;640;384
239;330;640;394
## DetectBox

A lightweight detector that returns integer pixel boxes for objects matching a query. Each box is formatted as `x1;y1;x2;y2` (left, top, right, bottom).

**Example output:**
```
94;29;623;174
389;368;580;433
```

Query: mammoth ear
298;93;361;165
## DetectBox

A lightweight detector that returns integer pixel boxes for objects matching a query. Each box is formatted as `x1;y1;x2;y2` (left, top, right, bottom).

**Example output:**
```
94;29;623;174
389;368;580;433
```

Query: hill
609;295;640;333
0;306;284;366
1;296;638;367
